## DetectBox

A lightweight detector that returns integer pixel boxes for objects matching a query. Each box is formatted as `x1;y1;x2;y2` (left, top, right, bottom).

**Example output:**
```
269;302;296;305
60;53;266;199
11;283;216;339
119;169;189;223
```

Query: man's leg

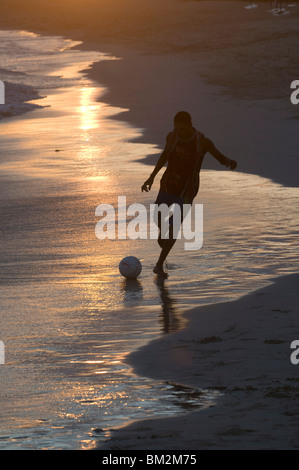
153;196;185;277
157;212;165;248
154;223;177;277
155;238;177;267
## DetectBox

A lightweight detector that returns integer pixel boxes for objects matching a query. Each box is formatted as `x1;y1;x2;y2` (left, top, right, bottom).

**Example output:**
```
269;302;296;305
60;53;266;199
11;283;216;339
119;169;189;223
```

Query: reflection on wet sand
120;275;184;335
1;30;298;450
154;276;184;334
120;278;143;306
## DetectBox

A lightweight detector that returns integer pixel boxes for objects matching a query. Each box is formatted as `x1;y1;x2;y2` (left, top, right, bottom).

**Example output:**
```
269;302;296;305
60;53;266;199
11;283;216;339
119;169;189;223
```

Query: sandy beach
0;0;298;450
100;273;299;450
1;0;298;185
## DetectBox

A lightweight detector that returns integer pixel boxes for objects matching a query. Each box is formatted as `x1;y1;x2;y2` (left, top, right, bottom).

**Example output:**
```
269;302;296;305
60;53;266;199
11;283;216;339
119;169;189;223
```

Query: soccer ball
119;256;142;279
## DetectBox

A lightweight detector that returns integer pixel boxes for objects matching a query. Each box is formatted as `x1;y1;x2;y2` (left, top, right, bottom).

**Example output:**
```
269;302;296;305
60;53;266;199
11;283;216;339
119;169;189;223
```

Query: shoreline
0;1;298;187
99;273;299;450
0;1;298;101
0;0;298;450
1;36;299;450
78;42;299;188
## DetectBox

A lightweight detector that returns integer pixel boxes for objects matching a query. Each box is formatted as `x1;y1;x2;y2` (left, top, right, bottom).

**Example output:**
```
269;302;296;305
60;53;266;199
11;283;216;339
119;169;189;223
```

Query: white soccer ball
119;256;142;279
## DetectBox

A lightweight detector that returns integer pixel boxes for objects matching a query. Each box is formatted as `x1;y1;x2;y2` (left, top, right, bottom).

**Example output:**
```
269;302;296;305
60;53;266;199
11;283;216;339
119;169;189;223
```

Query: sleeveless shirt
159;129;206;203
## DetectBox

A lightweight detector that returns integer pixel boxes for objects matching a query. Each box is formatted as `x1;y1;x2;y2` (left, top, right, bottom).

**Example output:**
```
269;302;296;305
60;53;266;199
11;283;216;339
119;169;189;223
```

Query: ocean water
0;30;298;450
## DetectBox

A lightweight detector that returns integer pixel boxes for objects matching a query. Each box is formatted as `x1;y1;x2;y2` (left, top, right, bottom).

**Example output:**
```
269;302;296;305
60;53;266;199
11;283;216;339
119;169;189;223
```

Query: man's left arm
204;137;237;170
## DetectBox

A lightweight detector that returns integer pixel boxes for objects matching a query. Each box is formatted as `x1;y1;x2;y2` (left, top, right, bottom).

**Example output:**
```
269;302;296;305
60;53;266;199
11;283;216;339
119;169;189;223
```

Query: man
141;111;237;278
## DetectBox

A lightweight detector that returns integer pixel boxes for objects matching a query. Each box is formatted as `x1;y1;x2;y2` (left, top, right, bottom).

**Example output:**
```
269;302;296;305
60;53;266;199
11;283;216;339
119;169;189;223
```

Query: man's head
174;111;193;140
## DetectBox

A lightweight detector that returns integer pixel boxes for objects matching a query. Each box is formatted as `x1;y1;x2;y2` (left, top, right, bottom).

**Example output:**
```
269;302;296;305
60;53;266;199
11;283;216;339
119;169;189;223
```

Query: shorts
154;190;190;227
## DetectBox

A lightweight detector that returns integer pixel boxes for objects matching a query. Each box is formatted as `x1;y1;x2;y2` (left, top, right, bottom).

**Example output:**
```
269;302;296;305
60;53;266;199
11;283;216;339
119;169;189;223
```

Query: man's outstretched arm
141;135;170;192
205;137;237;170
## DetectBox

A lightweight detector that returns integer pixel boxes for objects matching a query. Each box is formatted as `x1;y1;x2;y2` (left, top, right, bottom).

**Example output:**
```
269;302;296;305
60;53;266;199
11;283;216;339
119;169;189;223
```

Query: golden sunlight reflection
1;30;299;451
79;86;101;131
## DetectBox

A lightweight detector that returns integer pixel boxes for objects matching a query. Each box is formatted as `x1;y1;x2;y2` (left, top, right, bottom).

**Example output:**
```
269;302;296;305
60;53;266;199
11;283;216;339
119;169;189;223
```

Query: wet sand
0;0;298;450
0;0;298;186
101;273;299;450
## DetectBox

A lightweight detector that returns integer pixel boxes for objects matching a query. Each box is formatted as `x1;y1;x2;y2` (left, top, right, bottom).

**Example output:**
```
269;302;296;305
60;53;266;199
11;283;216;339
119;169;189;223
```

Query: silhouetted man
141;111;237;277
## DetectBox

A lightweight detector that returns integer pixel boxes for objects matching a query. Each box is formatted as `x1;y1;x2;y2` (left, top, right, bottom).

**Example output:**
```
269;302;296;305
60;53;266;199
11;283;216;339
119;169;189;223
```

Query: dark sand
0;0;298;450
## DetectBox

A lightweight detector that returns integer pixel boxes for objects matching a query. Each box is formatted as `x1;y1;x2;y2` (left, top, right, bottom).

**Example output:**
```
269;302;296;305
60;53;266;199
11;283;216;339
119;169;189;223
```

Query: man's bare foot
153;264;168;278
